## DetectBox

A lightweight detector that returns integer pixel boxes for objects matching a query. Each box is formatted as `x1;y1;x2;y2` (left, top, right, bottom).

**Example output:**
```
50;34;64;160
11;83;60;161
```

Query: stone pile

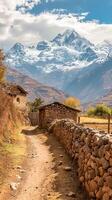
49;119;112;199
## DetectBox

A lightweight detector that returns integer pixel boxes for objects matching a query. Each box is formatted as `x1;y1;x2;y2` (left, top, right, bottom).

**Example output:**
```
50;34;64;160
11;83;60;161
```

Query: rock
20;169;26;173
79;176;84;183
101;158;109;170
89;180;97;192
109;158;112;167
67;192;76;197
63;166;72;171
102;193;109;200
58;161;63;166
10;182;18;191
96;189;103;199
16;166;22;170
60;155;63;158
16;175;21;180
105;176;112;188
99;167;104;176
105;151;110;161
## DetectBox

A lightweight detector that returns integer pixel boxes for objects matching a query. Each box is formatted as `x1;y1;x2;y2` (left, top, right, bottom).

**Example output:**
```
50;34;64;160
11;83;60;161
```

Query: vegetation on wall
64;96;80;109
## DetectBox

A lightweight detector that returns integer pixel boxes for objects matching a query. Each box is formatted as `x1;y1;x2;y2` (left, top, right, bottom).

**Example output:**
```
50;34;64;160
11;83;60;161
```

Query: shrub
28;98;43;112
0;49;6;83
64;96;80;108
87;104;111;117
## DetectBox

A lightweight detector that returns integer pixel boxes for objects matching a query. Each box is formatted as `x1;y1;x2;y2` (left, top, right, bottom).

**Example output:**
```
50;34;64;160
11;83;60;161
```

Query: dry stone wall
49;119;112;200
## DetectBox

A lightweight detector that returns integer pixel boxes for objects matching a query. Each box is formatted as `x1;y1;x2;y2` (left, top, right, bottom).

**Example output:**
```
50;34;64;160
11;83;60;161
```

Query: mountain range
5;29;112;104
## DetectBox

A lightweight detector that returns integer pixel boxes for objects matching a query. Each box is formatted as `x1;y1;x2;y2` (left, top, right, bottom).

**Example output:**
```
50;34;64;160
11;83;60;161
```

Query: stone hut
0;83;28;111
39;102;81;129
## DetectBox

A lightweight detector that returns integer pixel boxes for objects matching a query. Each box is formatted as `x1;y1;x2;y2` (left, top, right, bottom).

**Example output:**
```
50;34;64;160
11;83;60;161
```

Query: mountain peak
36;41;49;51
12;43;24;51
64;29;79;38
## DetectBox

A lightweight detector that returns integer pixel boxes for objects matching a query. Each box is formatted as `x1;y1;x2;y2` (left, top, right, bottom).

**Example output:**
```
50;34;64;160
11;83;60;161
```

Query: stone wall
49;119;112;199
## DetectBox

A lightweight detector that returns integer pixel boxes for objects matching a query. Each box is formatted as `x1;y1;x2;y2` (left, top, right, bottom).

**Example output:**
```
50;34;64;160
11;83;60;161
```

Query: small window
17;97;20;103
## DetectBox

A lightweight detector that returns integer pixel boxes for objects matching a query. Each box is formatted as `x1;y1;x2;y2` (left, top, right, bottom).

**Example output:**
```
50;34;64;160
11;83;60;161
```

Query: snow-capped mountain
5;29;112;103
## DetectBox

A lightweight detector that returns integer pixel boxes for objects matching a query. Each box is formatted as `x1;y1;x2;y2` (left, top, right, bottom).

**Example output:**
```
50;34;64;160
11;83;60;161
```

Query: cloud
0;1;112;49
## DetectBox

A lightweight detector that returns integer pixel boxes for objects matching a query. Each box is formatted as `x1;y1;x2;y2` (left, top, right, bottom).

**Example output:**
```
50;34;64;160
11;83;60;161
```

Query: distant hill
6;68;67;103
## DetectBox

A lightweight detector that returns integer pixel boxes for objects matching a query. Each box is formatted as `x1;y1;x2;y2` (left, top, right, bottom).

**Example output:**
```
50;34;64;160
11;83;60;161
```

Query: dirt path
9;127;87;200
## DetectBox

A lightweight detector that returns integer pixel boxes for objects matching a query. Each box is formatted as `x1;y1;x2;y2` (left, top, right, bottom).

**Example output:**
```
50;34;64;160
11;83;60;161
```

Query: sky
0;0;112;49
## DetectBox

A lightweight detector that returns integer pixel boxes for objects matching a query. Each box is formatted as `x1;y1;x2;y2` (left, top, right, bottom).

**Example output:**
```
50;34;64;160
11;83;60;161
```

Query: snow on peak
6;29;112;76
12;43;24;52
36;41;50;51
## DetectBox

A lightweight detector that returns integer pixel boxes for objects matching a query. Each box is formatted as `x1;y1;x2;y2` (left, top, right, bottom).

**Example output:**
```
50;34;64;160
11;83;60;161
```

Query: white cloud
0;0;112;49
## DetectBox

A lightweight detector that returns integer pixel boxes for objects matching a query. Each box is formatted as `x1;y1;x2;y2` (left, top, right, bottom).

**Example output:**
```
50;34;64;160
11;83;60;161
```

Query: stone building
39;102;81;129
0;83;28;111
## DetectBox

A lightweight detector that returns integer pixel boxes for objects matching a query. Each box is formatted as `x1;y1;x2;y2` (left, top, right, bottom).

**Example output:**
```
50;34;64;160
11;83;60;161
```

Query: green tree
87;104;111;117
29;98;43;112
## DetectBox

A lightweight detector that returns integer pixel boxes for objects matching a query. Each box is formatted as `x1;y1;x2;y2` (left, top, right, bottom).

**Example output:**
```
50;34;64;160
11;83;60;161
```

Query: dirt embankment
0;90;27;192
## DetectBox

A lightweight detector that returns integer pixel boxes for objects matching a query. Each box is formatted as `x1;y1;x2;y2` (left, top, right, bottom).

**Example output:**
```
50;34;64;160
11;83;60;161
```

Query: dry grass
80;116;112;133
80;116;112;123
0;129;26;185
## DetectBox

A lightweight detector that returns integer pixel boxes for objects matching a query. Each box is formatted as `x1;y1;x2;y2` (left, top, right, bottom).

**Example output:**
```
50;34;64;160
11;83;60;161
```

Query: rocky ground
1;126;87;200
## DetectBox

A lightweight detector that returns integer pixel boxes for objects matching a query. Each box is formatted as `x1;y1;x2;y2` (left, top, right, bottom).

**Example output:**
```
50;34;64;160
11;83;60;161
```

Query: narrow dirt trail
9;127;87;200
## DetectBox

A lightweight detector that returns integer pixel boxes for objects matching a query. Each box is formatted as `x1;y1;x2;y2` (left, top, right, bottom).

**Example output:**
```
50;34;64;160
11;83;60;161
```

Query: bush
87;104;111;117
28;98;43;112
0;49;6;83
64;96;80;108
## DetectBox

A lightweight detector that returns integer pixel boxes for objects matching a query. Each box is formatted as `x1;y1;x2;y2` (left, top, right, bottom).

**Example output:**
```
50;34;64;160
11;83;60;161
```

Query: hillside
5;29;112;103
0;88;26;188
6;68;67;103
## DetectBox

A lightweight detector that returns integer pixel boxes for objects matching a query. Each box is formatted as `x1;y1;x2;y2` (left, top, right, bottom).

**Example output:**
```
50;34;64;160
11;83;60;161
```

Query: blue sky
28;0;112;24
0;0;112;48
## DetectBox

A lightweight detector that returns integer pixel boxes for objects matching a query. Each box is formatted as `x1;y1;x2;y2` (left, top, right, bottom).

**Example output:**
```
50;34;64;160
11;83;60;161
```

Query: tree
0;49;6;83
29;98;43;112
87;104;111;117
64;96;80;108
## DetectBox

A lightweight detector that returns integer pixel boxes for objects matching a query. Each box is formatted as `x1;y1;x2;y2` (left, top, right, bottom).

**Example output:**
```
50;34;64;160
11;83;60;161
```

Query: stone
99;167;104;176
10;182;18;191
67;192;76;197
109;158;112;167
20;169;26;173
16;166;22;169
102;193;109;200
79;176;84;183
63;166;72;171
105;151;110;161
89;180;97;192
105;176;112;188
98;177;104;187
101;158;109;170
58;161;63;166
96;189;103;199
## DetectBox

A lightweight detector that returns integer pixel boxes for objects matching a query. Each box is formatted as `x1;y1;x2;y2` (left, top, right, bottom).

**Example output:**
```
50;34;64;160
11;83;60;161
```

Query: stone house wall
13;95;27;111
39;104;79;129
49;119;112;199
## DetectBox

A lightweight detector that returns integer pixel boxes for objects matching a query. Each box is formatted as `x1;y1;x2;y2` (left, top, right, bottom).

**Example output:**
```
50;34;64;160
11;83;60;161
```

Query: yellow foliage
0;49;6;83
64;96;80;108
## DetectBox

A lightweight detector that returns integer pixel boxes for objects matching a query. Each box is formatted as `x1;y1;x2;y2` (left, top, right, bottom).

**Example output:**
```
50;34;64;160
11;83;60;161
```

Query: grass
80;116;112;133
80;116;112;123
